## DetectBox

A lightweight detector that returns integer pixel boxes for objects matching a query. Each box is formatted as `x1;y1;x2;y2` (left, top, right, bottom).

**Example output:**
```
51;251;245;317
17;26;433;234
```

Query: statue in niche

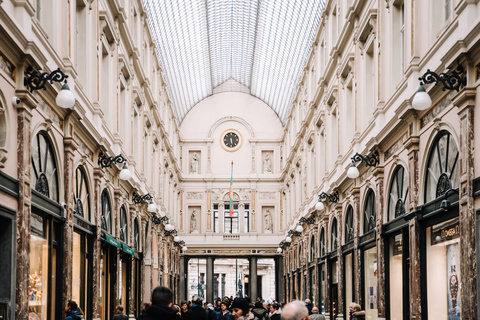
264;209;272;231
190;152;199;174
190;209;197;232
264;154;272;173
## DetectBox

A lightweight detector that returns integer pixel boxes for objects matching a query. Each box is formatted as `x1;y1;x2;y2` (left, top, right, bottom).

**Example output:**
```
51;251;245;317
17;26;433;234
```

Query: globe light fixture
347;152;379;179
165;222;173;231
412;85;432;110
182;245;188;251
119;163;132;180
286;235;292;243
347;162;360;179
147;200;157;213
174;235;180;242
296;224;303;233
277;247;282;253
315;200;325;211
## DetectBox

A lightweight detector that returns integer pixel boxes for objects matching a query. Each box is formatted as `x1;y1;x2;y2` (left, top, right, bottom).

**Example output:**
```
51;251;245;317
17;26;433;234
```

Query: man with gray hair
308;307;325;320
281;301;309;320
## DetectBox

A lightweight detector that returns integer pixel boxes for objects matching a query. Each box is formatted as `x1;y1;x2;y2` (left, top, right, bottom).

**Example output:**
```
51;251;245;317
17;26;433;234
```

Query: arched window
119;205;128;242
101;190;112;233
319;228;325;257
331;218;338;252
134;218;140;251
345;206;354;243
74;166;91;220
298;244;302;267
31;131;59;201
310;235;315;261
364;190;375;234
388;165;409;220
425;131;459;202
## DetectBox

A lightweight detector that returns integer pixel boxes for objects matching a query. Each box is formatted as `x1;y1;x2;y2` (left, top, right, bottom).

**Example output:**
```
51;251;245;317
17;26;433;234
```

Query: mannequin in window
190;152;199;174
264;154;272;173
190;209;197;232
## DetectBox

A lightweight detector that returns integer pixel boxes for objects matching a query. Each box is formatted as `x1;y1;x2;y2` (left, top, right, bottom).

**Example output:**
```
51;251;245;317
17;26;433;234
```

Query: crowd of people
64;287;365;320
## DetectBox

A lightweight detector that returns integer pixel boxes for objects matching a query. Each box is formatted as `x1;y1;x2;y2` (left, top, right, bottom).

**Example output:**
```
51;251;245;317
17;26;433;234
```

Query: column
352;186;362;307
249;256;258;302
336;205;344;320
275;256;284;302
454;88;477;319
15;89;37;320
206;256;215;303
92;167;104;320
373;166;385;320
179;256;186;302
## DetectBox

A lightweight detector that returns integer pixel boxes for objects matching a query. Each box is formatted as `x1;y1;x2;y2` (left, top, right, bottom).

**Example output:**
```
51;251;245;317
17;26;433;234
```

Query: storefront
343;206;354;316
30;131;64;320
318;227;326;315
361;190;377;320
420;130;460;320
383;165;410;320
132;218;142;317
329;218;338;320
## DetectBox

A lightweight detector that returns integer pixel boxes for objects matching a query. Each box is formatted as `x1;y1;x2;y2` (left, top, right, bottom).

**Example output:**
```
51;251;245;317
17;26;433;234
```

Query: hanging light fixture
285;235;292;243
147;200;157;213
174;235;180;242
277;247;282;253
411;85;432;110
347;152;379;179
182;245;188;251
296;223;303;233
347;162;360;179
165;222;173;231
119;163;132;180
315;200;325;211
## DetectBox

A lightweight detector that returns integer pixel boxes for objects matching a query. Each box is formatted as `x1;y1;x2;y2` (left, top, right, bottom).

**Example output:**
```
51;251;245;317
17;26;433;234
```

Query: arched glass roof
144;0;325;124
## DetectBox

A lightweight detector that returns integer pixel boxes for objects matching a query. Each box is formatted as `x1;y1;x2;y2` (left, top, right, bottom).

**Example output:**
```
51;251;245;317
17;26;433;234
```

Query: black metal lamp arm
24;67;69;92
318;191;339;203
133;193;153;204
351;151;380;167
419;66;464;92
98;153;127;169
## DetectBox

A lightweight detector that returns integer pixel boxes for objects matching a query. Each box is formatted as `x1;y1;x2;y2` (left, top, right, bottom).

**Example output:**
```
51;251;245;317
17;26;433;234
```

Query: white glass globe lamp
182;245;188;252
119;163;132;180
286;235;292;243
56;82;76;109
277;247;282;253
147;200;157;213
174;235;180;242
296;224;303;233
347;163;360;179
315;200;325;211
165;223;173;231
412;85;432;110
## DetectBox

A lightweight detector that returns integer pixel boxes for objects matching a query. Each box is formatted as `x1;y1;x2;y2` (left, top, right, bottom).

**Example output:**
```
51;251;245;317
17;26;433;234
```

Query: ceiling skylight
144;0;325;124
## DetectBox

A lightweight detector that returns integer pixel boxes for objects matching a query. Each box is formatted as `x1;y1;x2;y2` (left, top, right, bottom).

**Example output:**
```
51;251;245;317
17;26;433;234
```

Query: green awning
122;244;135;256
105;234;121;249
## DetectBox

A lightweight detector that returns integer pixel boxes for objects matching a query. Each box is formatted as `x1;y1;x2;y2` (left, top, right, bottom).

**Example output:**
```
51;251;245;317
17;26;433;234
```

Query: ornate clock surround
220;129;243;152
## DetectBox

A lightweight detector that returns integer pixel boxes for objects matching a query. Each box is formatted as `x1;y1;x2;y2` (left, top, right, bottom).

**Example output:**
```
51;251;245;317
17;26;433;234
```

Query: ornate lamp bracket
98;153;127;168
24;66;69;92
419;66;465;92
133;192;153;204
351;151;380;167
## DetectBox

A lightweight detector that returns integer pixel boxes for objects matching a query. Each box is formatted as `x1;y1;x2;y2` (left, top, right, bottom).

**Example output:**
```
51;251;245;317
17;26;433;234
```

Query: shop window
344;252;354;314
345;206;354;243
310;235;315;262
388;166;409;220
101;190;112;234
364;190;375;234
119;205;128;243
72;232;89;316
134;218;140;251
364;246;378;320
29;214;49;320
31;131;59;202
74;166;91;221
320;228;325;256
424;131;459;203
319;263;326;314
331;218;338;252
426;217;460;319
389;234;403;319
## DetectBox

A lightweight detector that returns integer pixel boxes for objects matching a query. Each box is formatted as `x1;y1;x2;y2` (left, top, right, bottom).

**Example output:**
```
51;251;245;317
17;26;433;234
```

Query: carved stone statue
264;154;272;173
190;209;197;232
265;209;272;231
190;152;199;174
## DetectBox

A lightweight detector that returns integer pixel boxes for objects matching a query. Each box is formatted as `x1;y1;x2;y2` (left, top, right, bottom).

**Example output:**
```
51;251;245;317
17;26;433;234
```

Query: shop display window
345;253;353;313
427;217;460;320
72;232;88;316
119;258;128;309
389;234;403;320
364;247;378;320
29;214;48;320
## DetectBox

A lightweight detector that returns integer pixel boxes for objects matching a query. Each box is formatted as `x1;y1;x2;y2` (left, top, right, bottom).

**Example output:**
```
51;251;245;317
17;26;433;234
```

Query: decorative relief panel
259;192;276;199
189;206;201;234
262;151;273;173
37;96;63;129
186;192;203;199
384;132;408;160
0;52;15;80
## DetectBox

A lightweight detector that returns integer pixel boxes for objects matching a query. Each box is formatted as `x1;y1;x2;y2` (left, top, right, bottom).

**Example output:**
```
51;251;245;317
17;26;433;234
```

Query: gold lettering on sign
441;225;460;239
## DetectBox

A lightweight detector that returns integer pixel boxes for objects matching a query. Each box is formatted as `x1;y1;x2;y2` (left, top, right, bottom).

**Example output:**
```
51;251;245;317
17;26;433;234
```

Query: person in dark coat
182;295;207;320
138;287;178;320
349;304;365;320
251;301;270;320
65;300;82;320
113;305;128;320
304;299;313;315
269;303;281;320
215;301;233;320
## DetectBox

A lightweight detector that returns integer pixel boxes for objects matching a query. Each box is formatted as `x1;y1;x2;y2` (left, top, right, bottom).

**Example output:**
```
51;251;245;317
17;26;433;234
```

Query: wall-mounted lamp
288;229;302;237
182;245;188;252
315;191;339;210
347;151;380;179
152;215;169;225
165;228;177;237
24;67;75;109
277;247;283;253
165;222;173;232
296;223;303;233
174;240;185;247
299;216;316;225
98;153;132;180
133;193;153;204
279;240;291;248
412;66;465;110
285;235;292;243
440;189;459;211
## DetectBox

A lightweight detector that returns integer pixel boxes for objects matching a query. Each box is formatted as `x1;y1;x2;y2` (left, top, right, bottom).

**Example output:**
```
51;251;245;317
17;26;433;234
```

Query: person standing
280;301;308;320
349;304;365;320
113;305;128;320
251;301;270;320
231;298;250;320
65;301;82;320
138;287;178;320
215;301;233;320
304;300;313;315
308;307;324;320
182;295;207;320
269;303;281;320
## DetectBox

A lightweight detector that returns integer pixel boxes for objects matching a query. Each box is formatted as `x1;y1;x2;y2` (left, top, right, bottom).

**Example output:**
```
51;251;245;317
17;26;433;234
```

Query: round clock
221;129;242;152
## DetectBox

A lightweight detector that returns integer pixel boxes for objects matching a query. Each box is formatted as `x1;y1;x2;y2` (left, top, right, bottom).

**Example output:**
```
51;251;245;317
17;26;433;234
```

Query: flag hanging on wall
229;161;234;217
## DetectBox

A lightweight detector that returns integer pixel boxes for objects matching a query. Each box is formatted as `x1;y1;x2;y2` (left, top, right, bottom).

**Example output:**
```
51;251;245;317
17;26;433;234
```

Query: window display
389;234;403;320
345;253;353;313
364;247;378;320
427;218;460;320
29;234;48;320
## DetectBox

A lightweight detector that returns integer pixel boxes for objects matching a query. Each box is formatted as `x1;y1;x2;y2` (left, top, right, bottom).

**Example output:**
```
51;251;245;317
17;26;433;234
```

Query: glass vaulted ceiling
144;0;325;124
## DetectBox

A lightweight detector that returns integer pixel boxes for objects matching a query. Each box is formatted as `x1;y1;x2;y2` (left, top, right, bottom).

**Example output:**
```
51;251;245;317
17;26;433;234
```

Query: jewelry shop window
29;214;49;320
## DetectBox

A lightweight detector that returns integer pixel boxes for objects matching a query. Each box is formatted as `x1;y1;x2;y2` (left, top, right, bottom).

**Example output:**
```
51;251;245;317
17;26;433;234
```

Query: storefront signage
432;221;460;245
122;244;135;256
105;234;121;249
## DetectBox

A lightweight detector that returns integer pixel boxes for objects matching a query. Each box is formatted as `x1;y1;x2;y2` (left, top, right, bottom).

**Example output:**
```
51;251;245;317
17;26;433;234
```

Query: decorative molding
186;192;203;200
259;192;276;199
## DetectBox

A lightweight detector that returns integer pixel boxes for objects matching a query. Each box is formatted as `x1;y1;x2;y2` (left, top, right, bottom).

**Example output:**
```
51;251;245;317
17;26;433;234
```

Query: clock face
223;132;239;148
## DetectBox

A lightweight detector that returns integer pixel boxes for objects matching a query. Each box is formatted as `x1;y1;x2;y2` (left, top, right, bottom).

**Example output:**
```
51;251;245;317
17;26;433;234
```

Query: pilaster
373;166;385;319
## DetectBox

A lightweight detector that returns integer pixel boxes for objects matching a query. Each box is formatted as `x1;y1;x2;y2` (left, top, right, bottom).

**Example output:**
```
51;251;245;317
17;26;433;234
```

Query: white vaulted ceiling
144;0;325;124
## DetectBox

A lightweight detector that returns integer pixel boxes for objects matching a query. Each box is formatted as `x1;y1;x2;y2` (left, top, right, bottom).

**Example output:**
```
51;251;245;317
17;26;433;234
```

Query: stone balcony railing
223;234;240;241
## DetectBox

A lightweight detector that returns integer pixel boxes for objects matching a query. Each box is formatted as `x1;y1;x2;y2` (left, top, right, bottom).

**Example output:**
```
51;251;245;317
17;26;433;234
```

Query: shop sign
122;244;135;256
393;240;402;256
105;234;121;249
432;221;460;245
